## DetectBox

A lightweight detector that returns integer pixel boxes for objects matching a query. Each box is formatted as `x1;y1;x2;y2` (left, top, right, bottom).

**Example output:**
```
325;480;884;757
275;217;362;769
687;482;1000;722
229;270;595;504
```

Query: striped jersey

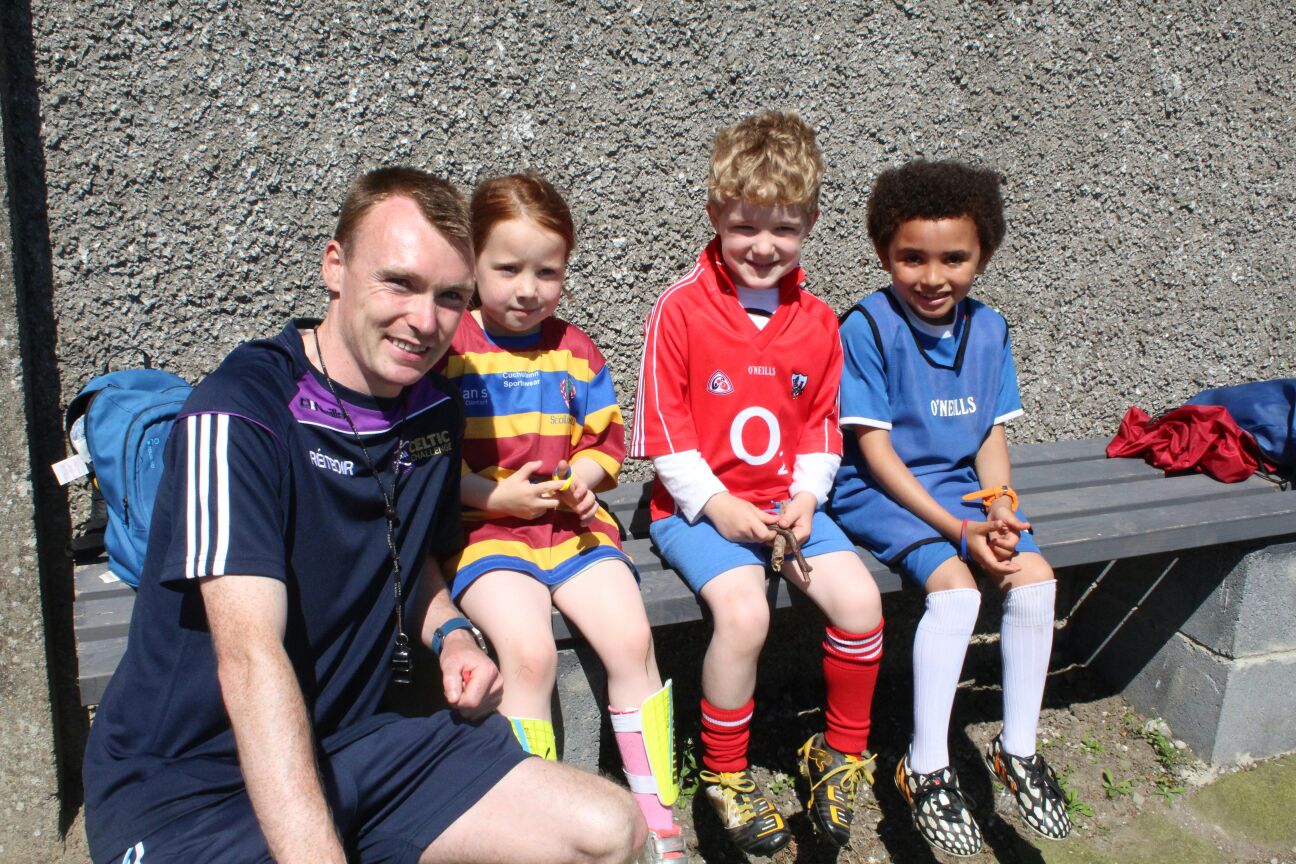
83;320;463;857
436;313;629;592
632;239;844;520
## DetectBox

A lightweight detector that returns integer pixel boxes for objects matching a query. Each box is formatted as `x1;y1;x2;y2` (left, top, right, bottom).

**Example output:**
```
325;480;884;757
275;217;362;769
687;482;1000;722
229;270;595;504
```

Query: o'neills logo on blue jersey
930;397;977;417
708;370;734;395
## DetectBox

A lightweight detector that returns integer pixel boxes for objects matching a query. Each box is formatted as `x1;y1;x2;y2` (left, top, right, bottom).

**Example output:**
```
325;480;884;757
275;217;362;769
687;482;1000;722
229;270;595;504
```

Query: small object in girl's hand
552;466;574;492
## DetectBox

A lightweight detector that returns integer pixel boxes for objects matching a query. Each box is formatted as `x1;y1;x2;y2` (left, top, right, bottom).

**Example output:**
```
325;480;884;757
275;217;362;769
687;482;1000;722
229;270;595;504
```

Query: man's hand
487;460;562;520
775;492;817;545
552;458;599;526
702;492;778;544
439;630;503;720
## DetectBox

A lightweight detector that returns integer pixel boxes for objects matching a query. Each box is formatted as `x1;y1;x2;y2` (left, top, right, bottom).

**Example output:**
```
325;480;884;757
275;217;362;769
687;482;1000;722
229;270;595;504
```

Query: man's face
320;195;473;397
706;199;817;290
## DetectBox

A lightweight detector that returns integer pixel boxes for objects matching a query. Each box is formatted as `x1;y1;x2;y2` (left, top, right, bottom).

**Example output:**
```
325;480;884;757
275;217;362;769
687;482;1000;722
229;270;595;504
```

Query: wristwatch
431;616;487;657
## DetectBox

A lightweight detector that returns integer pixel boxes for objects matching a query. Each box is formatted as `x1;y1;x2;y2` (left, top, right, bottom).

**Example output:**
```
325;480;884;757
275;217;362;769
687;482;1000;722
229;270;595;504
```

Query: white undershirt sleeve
651;450;728;523
789;452;842;506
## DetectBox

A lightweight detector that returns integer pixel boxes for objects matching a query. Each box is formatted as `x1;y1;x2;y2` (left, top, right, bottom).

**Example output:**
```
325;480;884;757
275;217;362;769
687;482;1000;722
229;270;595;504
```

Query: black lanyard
313;330;414;685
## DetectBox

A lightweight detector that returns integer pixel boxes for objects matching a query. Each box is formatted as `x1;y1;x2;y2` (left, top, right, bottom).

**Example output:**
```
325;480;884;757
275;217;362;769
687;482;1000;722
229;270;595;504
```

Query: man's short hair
708;111;823;213
334;167;472;262
867;160;1007;256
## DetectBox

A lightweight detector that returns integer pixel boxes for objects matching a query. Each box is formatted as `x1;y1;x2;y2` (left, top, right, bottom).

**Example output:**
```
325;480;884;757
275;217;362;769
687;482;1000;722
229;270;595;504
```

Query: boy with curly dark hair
828;159;1071;856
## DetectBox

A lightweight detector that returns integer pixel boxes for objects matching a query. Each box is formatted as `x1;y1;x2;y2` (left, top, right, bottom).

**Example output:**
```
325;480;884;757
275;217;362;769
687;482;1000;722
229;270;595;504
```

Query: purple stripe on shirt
290;372;451;435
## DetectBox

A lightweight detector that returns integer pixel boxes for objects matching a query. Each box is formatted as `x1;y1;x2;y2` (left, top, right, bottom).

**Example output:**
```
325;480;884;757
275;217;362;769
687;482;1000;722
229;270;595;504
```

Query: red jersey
632;239;843;520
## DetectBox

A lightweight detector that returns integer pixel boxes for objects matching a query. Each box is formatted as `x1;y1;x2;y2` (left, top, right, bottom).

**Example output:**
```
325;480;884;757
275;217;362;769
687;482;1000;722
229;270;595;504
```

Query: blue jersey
83;320;464;857
828;289;1025;563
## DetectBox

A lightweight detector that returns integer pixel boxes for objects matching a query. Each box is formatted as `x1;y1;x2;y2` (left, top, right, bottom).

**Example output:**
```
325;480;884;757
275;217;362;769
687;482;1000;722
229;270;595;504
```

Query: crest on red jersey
791;372;808;399
708;370;734;395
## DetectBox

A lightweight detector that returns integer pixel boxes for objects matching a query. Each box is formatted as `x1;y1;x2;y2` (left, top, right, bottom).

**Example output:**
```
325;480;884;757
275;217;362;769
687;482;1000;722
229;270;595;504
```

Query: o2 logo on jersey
790;372;808;399
730;406;780;466
708;370;734;396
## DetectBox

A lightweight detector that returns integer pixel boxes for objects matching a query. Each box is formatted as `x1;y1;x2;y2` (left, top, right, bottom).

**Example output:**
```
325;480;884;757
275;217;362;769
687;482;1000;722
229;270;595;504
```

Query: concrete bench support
1065;539;1296;764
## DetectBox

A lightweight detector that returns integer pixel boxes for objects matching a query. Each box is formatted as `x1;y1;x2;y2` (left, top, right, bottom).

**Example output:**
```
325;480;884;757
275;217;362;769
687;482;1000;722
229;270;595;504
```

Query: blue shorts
94;712;527;864
896;531;1042;586
650;509;855;593
451;546;635;600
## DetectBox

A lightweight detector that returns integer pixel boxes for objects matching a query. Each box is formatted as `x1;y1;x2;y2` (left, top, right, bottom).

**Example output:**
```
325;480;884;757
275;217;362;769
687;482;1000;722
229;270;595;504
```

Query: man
83;167;646;864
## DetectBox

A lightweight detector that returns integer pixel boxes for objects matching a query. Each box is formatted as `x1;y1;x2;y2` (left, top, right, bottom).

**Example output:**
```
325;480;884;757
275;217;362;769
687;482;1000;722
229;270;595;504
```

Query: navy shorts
650;509;855;593
96;711;527;864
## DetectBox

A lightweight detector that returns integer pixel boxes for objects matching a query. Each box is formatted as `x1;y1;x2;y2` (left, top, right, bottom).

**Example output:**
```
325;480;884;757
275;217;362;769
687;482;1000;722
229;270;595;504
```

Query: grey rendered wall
32;0;1296;463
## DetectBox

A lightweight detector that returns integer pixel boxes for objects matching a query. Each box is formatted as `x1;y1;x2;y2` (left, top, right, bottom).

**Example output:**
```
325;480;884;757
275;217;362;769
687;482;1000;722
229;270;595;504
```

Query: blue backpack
1186;378;1296;468
65;369;192;588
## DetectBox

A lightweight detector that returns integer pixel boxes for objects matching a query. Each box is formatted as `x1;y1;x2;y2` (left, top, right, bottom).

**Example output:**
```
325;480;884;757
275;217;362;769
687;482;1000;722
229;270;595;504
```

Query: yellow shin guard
610;680;680;806
509;716;557;761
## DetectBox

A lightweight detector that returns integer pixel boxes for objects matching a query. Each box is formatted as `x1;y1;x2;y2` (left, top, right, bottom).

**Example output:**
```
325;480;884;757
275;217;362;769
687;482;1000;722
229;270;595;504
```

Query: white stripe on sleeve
184;415;198;580
211;414;230;574
196;414;212;577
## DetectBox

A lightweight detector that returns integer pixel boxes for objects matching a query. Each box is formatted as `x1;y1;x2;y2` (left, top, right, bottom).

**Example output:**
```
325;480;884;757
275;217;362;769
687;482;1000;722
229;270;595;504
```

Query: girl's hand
775;493;817;545
702;493;778;544
552;459;599;526
488;460;562;520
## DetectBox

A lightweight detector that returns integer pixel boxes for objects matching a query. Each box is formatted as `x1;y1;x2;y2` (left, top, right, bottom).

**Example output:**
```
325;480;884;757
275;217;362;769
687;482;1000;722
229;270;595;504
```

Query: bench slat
1022;472;1282;522
75;561;132;600
1006;437;1108;467
1040;492;1296;567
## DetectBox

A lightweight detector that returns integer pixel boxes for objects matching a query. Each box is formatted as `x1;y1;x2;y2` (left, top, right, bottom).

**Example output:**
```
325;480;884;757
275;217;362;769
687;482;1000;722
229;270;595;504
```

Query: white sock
1000;580;1057;757
909;588;981;774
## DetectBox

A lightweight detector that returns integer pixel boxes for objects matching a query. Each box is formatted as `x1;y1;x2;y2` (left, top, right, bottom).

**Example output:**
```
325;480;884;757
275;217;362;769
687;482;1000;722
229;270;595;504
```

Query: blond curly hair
707;110;822;213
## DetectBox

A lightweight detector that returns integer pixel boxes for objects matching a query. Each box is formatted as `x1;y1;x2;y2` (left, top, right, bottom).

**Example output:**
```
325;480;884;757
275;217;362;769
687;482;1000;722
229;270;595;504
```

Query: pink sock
611;706;675;832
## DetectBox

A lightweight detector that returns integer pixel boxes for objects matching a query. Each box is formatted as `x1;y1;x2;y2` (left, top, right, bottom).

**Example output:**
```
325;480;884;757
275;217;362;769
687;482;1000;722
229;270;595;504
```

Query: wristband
961;484;1019;513
959;518;970;562
431;617;487;657
553;467;573;492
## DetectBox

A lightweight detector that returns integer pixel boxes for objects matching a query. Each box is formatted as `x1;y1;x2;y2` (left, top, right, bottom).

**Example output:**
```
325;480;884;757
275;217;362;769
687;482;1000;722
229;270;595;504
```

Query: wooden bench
72;436;1296;708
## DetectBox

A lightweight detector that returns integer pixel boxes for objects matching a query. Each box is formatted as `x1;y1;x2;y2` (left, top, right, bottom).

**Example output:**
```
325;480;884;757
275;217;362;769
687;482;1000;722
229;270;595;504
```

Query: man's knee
564;769;646;863
513;761;645;864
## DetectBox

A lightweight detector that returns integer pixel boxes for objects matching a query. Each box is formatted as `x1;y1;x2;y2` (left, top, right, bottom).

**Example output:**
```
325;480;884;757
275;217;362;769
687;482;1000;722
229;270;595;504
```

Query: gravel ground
653;598;1224;864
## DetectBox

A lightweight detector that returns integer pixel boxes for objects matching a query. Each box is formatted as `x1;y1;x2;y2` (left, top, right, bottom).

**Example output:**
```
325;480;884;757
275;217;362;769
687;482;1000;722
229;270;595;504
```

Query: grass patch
1189;754;1296;847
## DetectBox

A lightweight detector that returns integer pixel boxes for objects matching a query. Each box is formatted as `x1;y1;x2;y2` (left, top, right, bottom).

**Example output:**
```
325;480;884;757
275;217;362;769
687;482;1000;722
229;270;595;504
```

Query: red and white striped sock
823;620;884;754
700;697;754;773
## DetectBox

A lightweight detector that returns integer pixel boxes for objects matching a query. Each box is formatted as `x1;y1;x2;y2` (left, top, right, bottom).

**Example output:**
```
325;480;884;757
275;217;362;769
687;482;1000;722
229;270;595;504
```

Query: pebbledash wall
4;0;1296;858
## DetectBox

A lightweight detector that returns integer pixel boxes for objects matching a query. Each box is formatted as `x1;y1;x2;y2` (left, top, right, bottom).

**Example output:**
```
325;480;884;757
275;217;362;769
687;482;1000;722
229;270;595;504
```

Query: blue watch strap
431;616;477;657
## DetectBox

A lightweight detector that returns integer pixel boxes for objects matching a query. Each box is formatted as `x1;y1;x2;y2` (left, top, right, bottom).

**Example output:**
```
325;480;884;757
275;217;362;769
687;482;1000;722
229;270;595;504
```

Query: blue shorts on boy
829;288;1036;581
651;510;855;592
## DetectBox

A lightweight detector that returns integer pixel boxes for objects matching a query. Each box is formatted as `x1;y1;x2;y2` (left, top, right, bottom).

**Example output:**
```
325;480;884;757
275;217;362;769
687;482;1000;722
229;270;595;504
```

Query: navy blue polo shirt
83;319;464;857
